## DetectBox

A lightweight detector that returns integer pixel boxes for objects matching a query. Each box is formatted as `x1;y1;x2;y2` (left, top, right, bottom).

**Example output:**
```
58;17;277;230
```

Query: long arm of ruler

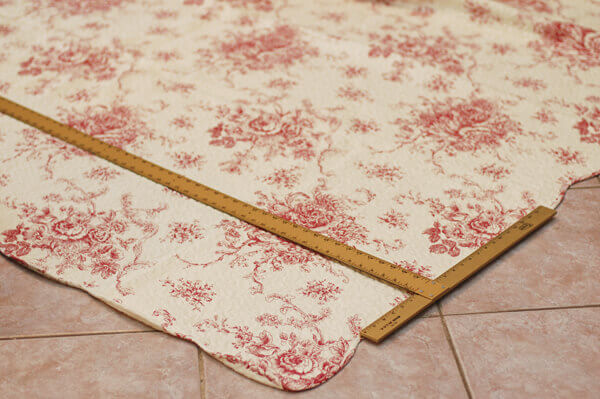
0;96;440;298
361;206;556;343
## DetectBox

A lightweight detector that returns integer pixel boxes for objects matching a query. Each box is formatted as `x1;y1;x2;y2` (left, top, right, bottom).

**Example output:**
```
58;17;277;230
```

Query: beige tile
0;332;202;399
445;307;600;399
440;188;600;315
0;255;149;337
421;302;440;317
202;317;468;398
570;176;600;188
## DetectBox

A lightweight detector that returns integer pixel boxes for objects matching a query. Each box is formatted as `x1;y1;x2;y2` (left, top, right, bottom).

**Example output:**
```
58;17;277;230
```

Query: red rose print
257;189;368;245
467;211;505;235
531;21;600;70
52;216;89;240
207;105;321;173
368;30;468;76
0;181;163;295
88;228;112;243
199;25;318;74
276;350;316;375
62;104;154;149
3;0;600;391
19;42;122;82
389;97;522;167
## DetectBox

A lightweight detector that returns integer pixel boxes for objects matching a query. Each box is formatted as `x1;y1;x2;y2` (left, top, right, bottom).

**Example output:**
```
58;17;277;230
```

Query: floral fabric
1;0;599;391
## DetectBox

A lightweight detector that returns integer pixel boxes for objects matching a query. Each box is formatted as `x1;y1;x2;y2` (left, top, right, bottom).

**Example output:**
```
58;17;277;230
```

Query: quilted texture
0;0;599;390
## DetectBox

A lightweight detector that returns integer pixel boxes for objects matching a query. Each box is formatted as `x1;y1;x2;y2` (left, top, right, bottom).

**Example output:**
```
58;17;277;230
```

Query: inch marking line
361;206;556;343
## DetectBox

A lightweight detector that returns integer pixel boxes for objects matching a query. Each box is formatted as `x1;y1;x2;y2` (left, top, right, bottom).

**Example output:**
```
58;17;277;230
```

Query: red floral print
368;31;469;75
162;278;216;311
262;167;300;189
551;147;586;165
152;308;176;329
0;24;14;36
533;109;558;124
531;22;600;70
62;104;154;149
498;0;552;13
348;119;379;134
478;164;511;181
378;210;408;230
84;166;121;181
163;221;204;243
0;174;9;187
221;0;274;11
41;0;132;16
257;188;368;245
465;1;498;23
170;151;204;170
199;25;318;74
198;219;347;295
357;162;403;183
207;105;321;172
0;182;163;295
512;77;547;91
195;294;352;391
19;42;122;81
1;0;600;392
574;107;600;144
337;85;373;103
170;116;194;129
8;128;89;178
392;98;521;161
299;280;342;304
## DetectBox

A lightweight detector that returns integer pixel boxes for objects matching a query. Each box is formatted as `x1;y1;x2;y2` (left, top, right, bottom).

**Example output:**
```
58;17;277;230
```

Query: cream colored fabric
1;0;599;390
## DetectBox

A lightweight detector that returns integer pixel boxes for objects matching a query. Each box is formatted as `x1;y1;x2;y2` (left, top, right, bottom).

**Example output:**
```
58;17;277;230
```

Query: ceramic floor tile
420;302;440;317
445;307;600;399
440;188;600;315
0;255;150;338
202;316;467;398
570;176;600;188
0;332;202;399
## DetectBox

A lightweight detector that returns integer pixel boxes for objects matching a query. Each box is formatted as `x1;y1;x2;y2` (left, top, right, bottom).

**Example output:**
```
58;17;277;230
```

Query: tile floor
1;177;599;398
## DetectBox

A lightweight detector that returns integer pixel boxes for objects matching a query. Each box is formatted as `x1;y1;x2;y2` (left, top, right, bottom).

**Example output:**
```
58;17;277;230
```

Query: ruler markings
0;96;436;298
0;96;556;343
360;205;556;343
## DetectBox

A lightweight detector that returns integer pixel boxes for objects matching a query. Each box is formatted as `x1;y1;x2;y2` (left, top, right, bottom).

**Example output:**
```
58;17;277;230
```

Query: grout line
441;303;600;317
438;304;474;399
569;185;600;189
2;304;596;342
0;329;152;341
198;349;207;399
